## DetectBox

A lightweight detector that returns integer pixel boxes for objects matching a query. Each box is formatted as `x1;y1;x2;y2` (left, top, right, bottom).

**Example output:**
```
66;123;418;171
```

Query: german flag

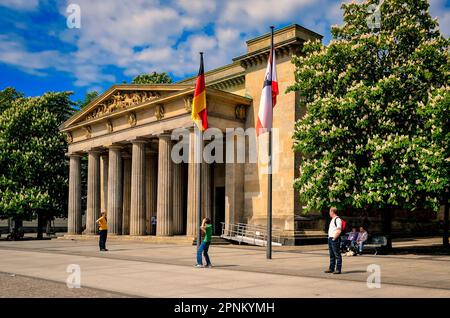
192;52;208;131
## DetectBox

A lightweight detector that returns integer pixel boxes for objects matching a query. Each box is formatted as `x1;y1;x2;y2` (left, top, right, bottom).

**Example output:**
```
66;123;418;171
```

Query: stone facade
60;25;327;244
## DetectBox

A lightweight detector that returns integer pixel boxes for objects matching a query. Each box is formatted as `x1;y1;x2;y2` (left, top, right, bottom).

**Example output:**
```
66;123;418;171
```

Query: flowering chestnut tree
0;89;75;238
288;0;449;247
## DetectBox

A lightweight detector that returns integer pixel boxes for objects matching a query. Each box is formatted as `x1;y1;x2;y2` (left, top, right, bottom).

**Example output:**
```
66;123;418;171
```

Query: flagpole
196;124;202;248
266;26;274;260
196;52;204;248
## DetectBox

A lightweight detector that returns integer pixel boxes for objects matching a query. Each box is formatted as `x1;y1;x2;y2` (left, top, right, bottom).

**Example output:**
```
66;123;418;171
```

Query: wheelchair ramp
220;223;283;246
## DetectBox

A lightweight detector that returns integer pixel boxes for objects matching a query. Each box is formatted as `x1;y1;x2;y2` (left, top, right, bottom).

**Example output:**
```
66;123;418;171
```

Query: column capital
87;149;102;156
129;137;150;145
105;144;123;150
157;134;172;140
156;130;172;139
66;152;84;158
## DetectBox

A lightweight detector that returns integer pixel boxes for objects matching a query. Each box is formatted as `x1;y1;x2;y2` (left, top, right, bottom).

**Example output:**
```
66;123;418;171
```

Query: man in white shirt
325;207;342;274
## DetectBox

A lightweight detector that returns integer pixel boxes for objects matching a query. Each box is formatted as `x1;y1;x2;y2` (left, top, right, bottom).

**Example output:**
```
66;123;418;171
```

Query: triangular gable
62;84;192;129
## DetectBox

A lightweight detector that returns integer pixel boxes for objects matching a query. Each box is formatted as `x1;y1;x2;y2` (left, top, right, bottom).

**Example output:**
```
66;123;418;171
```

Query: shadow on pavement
386;245;450;256
211;265;239;268
0;237;52;242
340;270;367;275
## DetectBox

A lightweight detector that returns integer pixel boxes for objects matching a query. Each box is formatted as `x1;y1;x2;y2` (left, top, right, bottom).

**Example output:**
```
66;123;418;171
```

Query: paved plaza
0;237;449;298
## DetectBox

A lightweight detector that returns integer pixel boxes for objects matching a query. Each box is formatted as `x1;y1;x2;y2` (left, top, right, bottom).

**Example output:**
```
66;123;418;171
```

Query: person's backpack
334;216;347;234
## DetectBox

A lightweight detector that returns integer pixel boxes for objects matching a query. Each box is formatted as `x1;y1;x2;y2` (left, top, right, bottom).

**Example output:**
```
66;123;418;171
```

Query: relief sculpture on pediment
84;91;161;121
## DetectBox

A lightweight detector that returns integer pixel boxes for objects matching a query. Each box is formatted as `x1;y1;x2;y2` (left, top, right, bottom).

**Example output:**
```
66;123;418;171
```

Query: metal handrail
220;222;283;246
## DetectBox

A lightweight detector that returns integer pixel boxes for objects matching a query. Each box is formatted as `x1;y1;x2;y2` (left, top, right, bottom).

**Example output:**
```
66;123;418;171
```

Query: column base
59;234;195;244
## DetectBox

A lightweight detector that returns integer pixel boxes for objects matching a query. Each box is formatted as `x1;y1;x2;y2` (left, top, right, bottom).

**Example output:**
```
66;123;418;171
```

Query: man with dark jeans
195;218;212;268
96;211;108;251
325;207;342;274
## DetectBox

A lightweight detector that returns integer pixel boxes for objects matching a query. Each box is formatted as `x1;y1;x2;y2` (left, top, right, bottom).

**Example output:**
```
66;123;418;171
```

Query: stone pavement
0;237;449;298
0;272;129;298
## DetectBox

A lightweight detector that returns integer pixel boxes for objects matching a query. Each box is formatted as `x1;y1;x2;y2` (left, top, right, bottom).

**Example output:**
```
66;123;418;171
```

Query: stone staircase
192;236;232;245
294;230;328;245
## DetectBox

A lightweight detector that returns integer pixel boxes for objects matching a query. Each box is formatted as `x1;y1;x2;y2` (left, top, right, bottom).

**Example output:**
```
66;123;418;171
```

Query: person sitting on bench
341;227;358;251
356;226;368;255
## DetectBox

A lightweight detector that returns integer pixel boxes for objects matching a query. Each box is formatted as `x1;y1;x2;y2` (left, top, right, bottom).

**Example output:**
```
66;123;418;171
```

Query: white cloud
175;0;216;15
73;64;116;87
1;0;448;90
58;0;341;87
0;34;70;75
0;0;39;11
429;0;450;37
221;0;313;22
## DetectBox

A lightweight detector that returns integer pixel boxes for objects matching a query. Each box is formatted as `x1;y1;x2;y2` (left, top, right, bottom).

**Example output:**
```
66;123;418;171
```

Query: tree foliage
288;0;449;213
0;88;75;221
78;91;99;109
131;72;173;84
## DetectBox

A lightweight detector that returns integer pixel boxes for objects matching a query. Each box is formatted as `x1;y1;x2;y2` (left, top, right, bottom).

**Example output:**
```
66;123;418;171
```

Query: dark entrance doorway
214;187;225;235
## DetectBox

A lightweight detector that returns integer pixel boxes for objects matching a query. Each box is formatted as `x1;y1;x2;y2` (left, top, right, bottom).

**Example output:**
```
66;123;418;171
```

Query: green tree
78;91;99;109
0;87;23;113
0;88;75;238
131;72;173;84
418;87;450;246
287;0;449;248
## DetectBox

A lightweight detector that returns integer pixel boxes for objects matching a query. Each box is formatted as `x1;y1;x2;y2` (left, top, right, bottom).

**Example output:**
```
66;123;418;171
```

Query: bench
364;235;388;255
0;228;9;238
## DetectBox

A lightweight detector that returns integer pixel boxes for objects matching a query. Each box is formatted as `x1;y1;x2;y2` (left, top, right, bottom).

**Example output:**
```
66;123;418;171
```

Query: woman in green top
195;218;212;268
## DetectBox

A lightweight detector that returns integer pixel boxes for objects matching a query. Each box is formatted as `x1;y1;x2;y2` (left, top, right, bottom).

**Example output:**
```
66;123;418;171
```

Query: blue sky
0;0;449;102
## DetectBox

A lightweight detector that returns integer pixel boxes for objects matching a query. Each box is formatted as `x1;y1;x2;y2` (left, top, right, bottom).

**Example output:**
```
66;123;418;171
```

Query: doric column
145;150;158;235
187;130;201;236
130;139;146;236
156;134;173;236
173;162;184;235
86;150;100;235
107;145;123;235
201;162;211;220
68;154;82;234
122;153;131;235
100;154;108;213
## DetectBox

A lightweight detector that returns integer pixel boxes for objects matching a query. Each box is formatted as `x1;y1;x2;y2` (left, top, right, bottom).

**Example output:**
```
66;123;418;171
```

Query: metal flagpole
266;26;274;260
196;124;202;248
196;52;204;248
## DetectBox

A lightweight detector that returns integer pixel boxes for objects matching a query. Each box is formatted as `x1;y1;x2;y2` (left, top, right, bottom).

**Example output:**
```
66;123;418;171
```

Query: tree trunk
443;189;449;248
13;219;23;240
14;219;23;228
37;213;44;240
382;208;392;250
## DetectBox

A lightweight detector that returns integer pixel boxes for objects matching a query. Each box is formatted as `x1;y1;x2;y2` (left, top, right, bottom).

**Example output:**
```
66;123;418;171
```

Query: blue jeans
341;239;355;249
99;230;107;250
197;241;211;266
358;241;365;253
328;237;342;272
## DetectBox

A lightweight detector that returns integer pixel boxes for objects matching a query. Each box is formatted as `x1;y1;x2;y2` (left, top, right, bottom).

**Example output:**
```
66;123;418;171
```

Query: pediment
61;84;192;129
84;90;161;121
60;85;253;136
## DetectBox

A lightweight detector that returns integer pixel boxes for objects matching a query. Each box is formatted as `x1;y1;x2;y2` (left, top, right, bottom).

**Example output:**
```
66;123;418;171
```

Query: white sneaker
194;264;203;268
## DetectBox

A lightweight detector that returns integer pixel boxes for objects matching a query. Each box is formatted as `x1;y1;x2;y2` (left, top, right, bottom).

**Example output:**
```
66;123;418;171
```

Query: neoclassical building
60;24;324;244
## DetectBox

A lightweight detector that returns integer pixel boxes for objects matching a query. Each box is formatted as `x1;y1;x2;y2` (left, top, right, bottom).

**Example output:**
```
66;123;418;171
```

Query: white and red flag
256;47;278;136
